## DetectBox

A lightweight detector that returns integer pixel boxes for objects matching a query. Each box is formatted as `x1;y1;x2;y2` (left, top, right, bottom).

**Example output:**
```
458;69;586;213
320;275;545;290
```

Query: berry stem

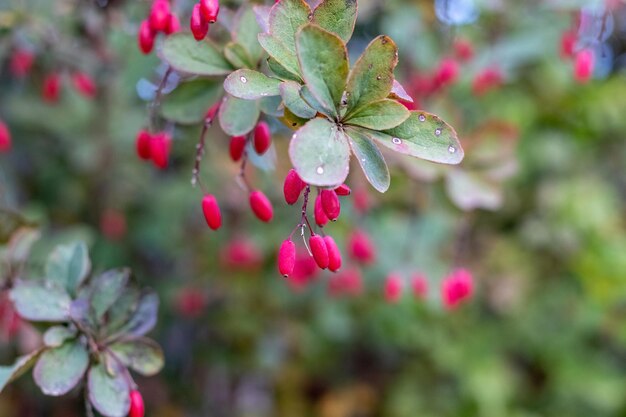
149;66;173;131
235;132;254;192
192;101;222;194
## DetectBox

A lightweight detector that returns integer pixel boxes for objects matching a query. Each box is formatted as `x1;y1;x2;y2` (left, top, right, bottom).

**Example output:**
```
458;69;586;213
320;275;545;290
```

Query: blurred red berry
324;235;342;272
384;273;403;303
253;121;271;155
150;132;171;169
334;184;351;196
149;0;170;32
411;274;428;299
136;130;152;160
283;168;306;205
100;209;127;241
347;229;376;264
472;67;503;96
249;190;273;222
328;268;363;297
138;20;156;54
278;239;296;277
441;268;474;310
229;135;246;162
9;49;35;78
400;99;418;111
190;4;209;41
164;13;180;35
42;73;61;103
353;187;371;214
314;194;329;227
129;390;145;417
72;72;97;98
201;194;222;230
434;58;459;87
175;288;206;318
574;49;594;83
220;237;263;270
287;250;319;290
0;294;21;341
453;38;474;62
560;30;577;60
200;0;220;23
309;235;329;269
0;120;11;153
320;189;340;221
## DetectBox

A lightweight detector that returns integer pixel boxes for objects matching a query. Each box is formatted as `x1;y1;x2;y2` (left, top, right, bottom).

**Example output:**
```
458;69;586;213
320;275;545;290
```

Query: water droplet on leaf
435;128;442;136
316;166;324;174
240;76;247;83
392;137;402;144
418;114;426;122
448;145;456;153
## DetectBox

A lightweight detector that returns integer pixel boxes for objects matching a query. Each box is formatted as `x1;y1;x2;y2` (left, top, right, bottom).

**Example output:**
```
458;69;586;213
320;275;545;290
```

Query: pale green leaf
88;360;130;417
161;79;222;125
345;128;390;192
268;0;311;53
161;33;233;76
89;268;130;320
45;242;91;294
224;69;281;100
43;326;77;348
280;81;317;118
232;4;264;62
33;341;89;396
223;42;253;69
218;94;261;136
0;349;43;393
311;0;357;42
258;34;301;78
10;280;71;322
345;99;410;130
110;338;164;377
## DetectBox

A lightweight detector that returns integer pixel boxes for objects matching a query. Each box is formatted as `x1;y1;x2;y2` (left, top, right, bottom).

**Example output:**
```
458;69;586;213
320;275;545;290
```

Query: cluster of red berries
560;29;594;84
135;130;172;169
190;0;220;41
129;389;144;417
0;119;11;153
41;71;97;103
138;0;180;54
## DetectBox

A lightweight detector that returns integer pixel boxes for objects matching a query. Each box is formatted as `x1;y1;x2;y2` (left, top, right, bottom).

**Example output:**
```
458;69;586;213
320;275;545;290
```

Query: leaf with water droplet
311;0;357;43
289;118;350;186
345;128;390;192
280;81;317;118
218;94;261;136
224;69;282;100
344;99;410;130
161;33;233;76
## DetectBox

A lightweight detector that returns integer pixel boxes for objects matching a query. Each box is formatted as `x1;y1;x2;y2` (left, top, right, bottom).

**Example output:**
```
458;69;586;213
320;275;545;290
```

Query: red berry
278;239;296;277
201;194;222;230
9;49;35;78
472;67;503;96
190;4;209;41
574;49;594;83
164;13;180;35
0;120;11;153
249;190;273;222
150;132;171;169
560;30;577;60
149;0;170;32
384;273;403;303
441;268;474;310
328;268;363;297
175;287;206;318
411;274;428;299
136;130;152;160
229;136;246;162
220;237;263;270
138;20;156;54
200;0;220;24
453;38;474;62
71;72;97;98
347;229;375;264
320;189;340;221
434;58;459;87
100;209;127;241
323;236;341;272
283;169;306;205
253;121;271;155
309;235;329;269
314;194;329;227
129;390;145;417
42;73;61;103
353;188;370;214
334;184;351;196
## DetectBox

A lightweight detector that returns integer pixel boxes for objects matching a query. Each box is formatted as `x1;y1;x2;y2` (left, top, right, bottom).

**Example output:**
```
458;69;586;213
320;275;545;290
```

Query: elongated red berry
164;13;180;35
411;273;428;299
229;136;246;162
323;235;341;272
0;120;11;153
384;273;403;303
309;235;329;269
434;58;459;87
136;130;152;160
560;30;576;60
190;4;209;41
574;49;594;83
129;390;145;417
72;72;97;98
150;132;171;169
314;194;329;227
138;20;155;54
320;189;340;221
472;67;502;96
334;184;351;196
253;121;271;155
348;229;375;264
42;73;61;103
283;169;306;205
441;268;474;310
200;0;220;23
453;38;474;62
9;49;34;78
249;190;273;222
201;194;222;230
149;0;170;32
278;239;296;277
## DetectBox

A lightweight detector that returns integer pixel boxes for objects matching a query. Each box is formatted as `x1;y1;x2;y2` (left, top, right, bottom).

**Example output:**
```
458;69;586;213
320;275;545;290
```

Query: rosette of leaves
219;0;464;192
160;3;282;137
0;242;163;417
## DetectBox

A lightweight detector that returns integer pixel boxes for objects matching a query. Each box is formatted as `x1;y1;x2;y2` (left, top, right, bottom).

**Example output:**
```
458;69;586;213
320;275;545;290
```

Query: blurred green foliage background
1;0;626;416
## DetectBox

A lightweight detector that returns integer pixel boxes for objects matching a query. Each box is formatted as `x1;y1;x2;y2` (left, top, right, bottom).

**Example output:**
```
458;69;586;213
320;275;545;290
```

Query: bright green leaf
88;360;130;417
280;81;317;118
345;35;399;113
110;338;164;377
232;4;264;62
45;242;90;294
10;281;71;322
258;34;301;78
345;128;390;192
296;24;349;117
218;94;261;136
0;349;43;393
268;0;311;54
89;268;130;320
160;79;222;125
43;326;77;348
224;69;281;100
312;0;357;42
161;33;233;76
288;118;350;186
345;99;410;130
33;341;89;396
223;42;253;69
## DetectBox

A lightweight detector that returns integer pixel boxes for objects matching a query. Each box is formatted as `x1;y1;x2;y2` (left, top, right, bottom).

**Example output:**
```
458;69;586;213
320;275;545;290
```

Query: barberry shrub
0;241;163;417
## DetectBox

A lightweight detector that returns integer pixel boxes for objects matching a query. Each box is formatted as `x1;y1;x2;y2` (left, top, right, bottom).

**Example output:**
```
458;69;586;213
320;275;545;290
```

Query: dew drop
240;76;247;83
435;128;442;136
191;177;198;186
316;166;324;175
291;134;296;140
448;145;456;153
418;114;426;122
260;92;268;96
392;137;402;144
376;75;382;80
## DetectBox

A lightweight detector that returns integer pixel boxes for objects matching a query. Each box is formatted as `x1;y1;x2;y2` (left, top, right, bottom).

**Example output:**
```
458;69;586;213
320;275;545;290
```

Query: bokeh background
2;0;626;416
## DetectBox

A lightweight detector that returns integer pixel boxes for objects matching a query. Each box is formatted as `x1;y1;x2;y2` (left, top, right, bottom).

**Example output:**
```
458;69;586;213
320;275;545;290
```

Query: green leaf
258;34;301;78
43;326;77;348
282;107;309;130
259;95;283;117
288;118;350;186
232;4;264;62
218;94;260;136
33;341;89;396
0;349;43;393
280;81;317;118
161;33;233;76
109;338;164;377
103;288;140;337
10;281;71;322
345;128;390;192
5;227;40;264
300;86;331;117
266;57;302;82
268;0;311;54
296;24;349;117
119;291;159;338
364;111;464;164
253;5;271;33
311;0;357;43
160;79;222;125
345;35;399;113
88;360;130;417
89;268;130;321
223;42;253;69
224;69;281;100
45;242;91;294
345;99;410;130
